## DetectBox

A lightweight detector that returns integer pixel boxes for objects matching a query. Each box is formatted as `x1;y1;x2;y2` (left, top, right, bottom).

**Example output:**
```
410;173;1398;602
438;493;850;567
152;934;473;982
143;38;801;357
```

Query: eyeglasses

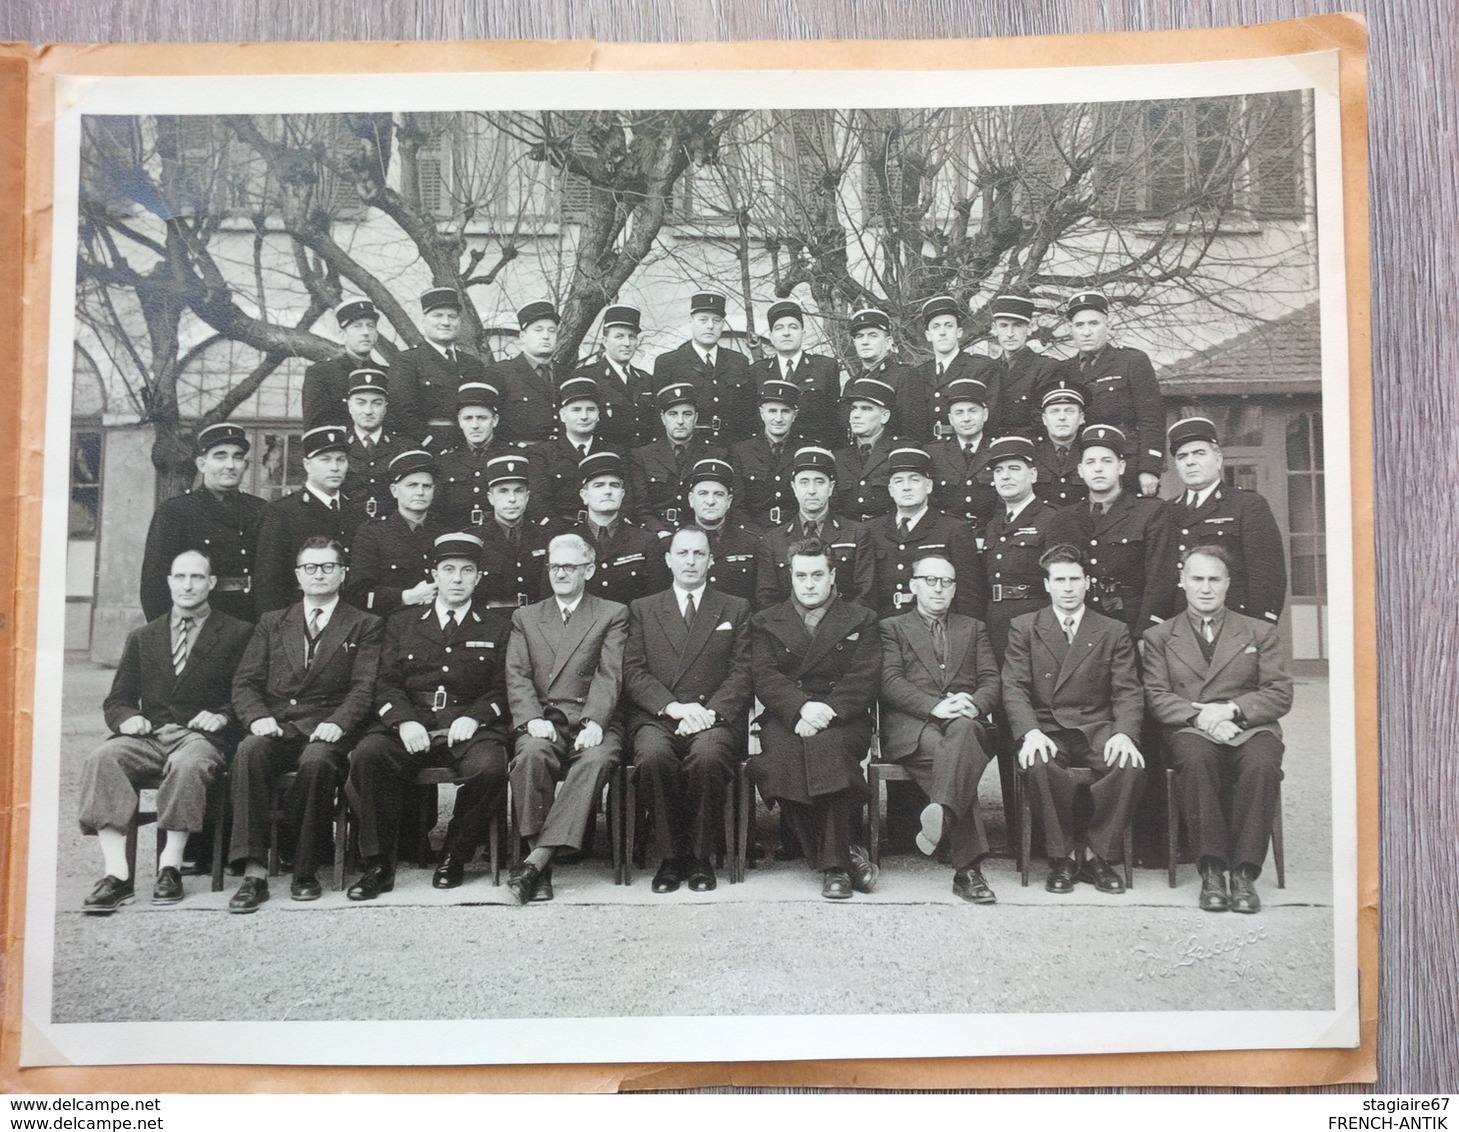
911;575;956;589
296;562;342;576
547;562;591;573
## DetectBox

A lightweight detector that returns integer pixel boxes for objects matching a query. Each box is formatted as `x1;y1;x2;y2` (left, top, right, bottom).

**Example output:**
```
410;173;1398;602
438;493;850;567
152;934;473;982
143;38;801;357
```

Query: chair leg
621;766;636;886
1123;824;1134;890
1017;771;1031;887
736;765;751;883
416;783;438;865
609;764;623;885
1165;767;1179;889
867;765;882;868
1273;777;1286;889
267;799;280;878
332;788;348;892
489;793;503;886
721;769;736;884
210;777;228;892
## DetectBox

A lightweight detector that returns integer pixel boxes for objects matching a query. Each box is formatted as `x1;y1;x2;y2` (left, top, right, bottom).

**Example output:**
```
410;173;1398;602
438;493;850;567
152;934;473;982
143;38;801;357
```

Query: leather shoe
848;844;878;894
821;868;853;900
432;855;466;890
346;864;394;902
686;860;717;892
151;866;183;905
506;862;541;906
531;867;554;902
1089;856;1126;894
1229;867;1262;914
1045;858;1077;894
1199;862;1230;912
290;874;322;901
83;874;135;914
953;866;997;905
915;803;945;857
228;876;269;914
651;859;683;894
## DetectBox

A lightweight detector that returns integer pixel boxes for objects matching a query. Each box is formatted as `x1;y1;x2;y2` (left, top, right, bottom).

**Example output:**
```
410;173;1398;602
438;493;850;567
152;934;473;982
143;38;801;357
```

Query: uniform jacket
1165;485;1288;624
627;434;729;530
506;592;627;732
374;601;514;737
491;353;561;447
560;517;670;608
252;488;366;615
389;342;490;446
1141;609;1292;745
140;487;267;622
756;353;843;449
1031;434;1088;509
979;497;1058;658
832;433;899;522
864;508;986;621
922;352;999;438
103;610;255;750
987;347;1057;438
301;353;385;431
651;341;756;443
699;523;761;605
623;586;753;734
434;437;513;528
755;513;875;610
727;433;798;530
840;357;931;444
1001;605;1143;751
1055;344;1166;478
344;430;411;522
878;610;1001;762
343;510;445;617
529;435;604;522
929;436;998;525
1045;492;1179;633
475;513;560;609
231;600;382;739
571;355;657;452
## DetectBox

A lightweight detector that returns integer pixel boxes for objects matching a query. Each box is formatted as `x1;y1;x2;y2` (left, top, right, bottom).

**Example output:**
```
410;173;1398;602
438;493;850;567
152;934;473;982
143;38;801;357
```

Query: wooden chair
127;773;228;892
265;771;351;890
1014;767;1134;889
1164;766;1285;889
617;759;750;885
407;765;507;886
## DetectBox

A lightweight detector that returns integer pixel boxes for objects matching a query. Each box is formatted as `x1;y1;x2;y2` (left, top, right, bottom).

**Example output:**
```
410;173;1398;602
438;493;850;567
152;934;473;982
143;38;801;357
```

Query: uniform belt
990;584;1033;602
214;576;252;592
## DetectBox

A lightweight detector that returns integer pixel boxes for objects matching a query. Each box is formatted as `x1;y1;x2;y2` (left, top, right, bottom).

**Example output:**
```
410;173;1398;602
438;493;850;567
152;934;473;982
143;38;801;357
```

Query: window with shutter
1248;91;1307;219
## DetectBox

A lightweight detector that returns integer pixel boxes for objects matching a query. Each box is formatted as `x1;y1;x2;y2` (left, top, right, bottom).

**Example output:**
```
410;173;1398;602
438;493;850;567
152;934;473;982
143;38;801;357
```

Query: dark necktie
782;359;794;380
172;616;192;676
1063;616;1076;644
305;608;324;667
770;442;782;462
1187;491;1201;510
444;608;459;643
936;361;945;379
683;592;696;630
577;443;589;458
897;517;910;540
446;347;458;366
930;617;946;667
1091;501;1105;516
329;498;340;513
507;525;520;549
804;522;817;539
673;443;687;473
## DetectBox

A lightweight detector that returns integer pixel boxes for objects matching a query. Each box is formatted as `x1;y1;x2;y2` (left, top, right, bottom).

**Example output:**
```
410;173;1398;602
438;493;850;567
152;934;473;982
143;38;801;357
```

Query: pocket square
846;632;859;641
715;621;733;630
1244;645;1257;653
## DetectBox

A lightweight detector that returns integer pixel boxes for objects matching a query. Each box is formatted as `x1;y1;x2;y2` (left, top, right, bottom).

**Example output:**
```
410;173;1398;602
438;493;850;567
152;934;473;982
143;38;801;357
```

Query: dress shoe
432;855;466;890
228;876;269;914
821;868;854;900
915;803;945;857
151;866;183;905
290;874;322;901
651;859;683;894
953;866;997;905
505;862;541;906
83;874;134;914
531;867;554;902
1045;858;1077;894
1198;862;1230;912
1089;856;1126;894
686;860;717;892
848;844;879;894
346;863;394;902
1229;867;1262;914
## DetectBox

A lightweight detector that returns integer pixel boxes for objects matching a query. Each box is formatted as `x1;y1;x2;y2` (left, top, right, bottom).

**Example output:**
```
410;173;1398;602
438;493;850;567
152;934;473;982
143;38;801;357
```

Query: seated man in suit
78;550;254;912
750;537;882;901
504;533;629;904
1002;544;1145;895
624;527;753;893
879;554;1002;904
1142;545;1294;914
345;533;514;898
226;537;382;911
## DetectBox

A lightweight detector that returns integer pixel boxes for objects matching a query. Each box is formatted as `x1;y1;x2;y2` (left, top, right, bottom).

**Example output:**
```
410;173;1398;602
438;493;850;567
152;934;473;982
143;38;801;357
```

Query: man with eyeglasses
345;533;515;898
226;537;382;911
755;446;874;609
879;554;1002;904
503;533;629;904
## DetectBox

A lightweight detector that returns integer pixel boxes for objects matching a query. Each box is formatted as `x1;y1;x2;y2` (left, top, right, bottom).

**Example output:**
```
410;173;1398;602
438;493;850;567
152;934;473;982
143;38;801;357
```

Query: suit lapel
670;588;722;686
1034;607;1069;672
903;614;943;690
173;612;223;693
301;605;352;687
1167;615;1210;682
653;590;691;654
1202;615;1250;690
797;600;853;676
1055;610;1099;692
277;604;308;686
547;594;595;685
946;616;973;688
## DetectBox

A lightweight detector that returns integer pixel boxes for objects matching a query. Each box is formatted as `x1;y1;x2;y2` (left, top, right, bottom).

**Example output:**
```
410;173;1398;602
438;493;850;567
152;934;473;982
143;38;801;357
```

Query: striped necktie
172;616;193;676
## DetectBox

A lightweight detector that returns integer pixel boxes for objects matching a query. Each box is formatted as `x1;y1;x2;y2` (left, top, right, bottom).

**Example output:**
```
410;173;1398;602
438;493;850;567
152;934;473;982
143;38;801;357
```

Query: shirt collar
777;351;804;372
303;482;341;507
355;427;382;444
1187;607;1227;636
1005;494;1036;522
428;341;457;359
1188;482;1220;508
302;594;340;620
555;595;583;618
1055;605;1087;635
673;583;708;615
898;505;930;532
435;599;472;628
172;606;210;629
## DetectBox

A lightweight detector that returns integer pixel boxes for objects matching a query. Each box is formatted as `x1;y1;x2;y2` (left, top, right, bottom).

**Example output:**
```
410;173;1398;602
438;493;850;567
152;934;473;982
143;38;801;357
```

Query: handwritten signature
1134;926;1271;983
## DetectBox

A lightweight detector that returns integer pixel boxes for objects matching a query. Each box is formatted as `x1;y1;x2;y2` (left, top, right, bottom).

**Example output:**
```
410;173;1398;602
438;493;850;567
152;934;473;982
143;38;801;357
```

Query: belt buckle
665;507;678;524
992;584;1003;602
365;497;378;518
469;506;484;526
893;591;909;608
769;506;781;525
711;415;722;436
432;686;448;712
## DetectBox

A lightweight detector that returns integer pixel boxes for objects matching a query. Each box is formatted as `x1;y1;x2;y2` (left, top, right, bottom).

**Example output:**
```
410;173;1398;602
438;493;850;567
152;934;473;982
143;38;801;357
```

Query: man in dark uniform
918;295;998;435
1031;376;1091;510
650;290;755;444
929;376;998;526
345;532;515;898
567;451;669;607
529;376;607;522
343;449;444;617
985;292;1056;438
756;446;875;609
1056;290;1166;497
473;454;558;610
1045;424;1179;639
758;300;841;449
140;422;266;624
750;537;882;900
833;377;899;523
728;378;800;533
301;299;386;431
684;458;760;605
864;447;984;621
1165;417;1288;626
574;304;657;453
841;307;931;443
389;287;490;448
435;381;510;529
340;368;409;523
252;424;363;615
628;383;727;537
492;299;563;447
980;436;1059;662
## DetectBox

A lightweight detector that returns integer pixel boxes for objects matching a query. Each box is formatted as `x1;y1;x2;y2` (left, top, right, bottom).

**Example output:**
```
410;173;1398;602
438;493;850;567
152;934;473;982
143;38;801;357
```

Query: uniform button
289;698;297;705
1090;558;1098;565
442;666;449;672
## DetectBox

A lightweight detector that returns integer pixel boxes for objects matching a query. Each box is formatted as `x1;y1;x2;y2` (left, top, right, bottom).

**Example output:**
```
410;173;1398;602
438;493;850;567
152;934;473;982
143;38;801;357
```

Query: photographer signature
1134;926;1271;983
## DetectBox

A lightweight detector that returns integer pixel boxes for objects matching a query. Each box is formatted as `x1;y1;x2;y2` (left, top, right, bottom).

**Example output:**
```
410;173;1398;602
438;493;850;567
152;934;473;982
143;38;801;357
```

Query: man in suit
833;377;899;523
879;554;1002;903
78;549;254;912
503;533;629;904
624;527;753;893
756;445;875;609
140;422;267;624
1143;545;1293;914
529;376;608;522
628;382;728;536
345;533;515;898
389;287;490;448
757;300;841;449
727;379;801;532
343;449;444;618
564;451;669;607
985;292;1056;438
1030;377;1090;510
434;382;511;529
301;299;386;431
650;290;755;444
1002;544;1145;894
573;304;657;453
840;307;931;443
340;368;410;523
750;537;882;900
1165;417;1288;626
226;537;382;910
928;376;998;526
918;295;998;435
492;300;563;447
684;458;760;605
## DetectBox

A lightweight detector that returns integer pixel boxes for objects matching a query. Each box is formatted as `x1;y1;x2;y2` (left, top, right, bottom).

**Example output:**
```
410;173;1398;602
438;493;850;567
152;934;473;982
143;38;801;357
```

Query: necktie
673;443;686;473
1202;617;1215;643
172;616;193;676
930;617;946;667
362;436;375;456
1091;501;1104;516
804;522;817;539
701;351;713;368
1187;491;1199;509
507;524;520;550
683;592;696;630
444;608;459;642
577;443;588;458
1007;510;1017;523
897;517;910;540
305;608;323;667
782;359;793;380
936;361;945;379
446;347;458;365
562;605;572;626
1063;616;1076;644
770;443;782;461
858;443;871;464
330;498;340;513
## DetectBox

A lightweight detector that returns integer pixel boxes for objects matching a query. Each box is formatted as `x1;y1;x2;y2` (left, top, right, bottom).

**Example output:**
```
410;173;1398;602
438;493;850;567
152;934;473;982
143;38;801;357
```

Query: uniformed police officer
980;435;1059;662
683;458;760;604
301;299;387;431
252;423;364;614
340;368;409;522
985;292;1056;438
389;287;490;448
1056;290;1166;496
1165;416;1288;625
566;451;669;607
344;449;445;617
755;446;875;610
628;383;728;537
474;454;558;611
435;382;511;529
864;447;984;621
574;304;657;452
833;377;899;523
929;376;998;526
492;300;563;448
528;376;607;522
839;307;932;443
1031;376;1091;510
650;290;756;444
757;300;842;449
345;532;515;898
140;422;267;624
728;378;800;532
918;295;998;435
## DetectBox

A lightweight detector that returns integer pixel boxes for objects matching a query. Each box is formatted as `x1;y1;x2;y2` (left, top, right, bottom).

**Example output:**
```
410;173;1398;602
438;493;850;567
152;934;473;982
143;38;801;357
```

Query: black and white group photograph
22;52;1360;1067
